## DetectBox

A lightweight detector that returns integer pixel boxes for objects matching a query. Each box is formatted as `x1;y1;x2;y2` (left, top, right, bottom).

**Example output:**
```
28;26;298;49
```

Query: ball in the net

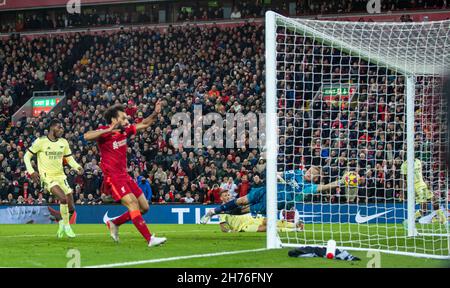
345;172;358;187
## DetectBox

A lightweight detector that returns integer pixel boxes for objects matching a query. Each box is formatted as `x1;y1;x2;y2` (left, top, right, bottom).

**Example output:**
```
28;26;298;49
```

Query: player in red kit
83;101;166;247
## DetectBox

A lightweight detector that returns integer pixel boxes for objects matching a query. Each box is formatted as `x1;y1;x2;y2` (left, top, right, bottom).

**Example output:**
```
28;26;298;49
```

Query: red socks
112;211;131;226
130;210;152;242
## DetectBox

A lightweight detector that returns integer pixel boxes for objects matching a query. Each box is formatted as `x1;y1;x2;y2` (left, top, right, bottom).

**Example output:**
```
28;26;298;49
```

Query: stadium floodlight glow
265;11;450;259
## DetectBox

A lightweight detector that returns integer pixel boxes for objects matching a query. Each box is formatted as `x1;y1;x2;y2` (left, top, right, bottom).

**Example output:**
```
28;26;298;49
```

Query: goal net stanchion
265;11;450;259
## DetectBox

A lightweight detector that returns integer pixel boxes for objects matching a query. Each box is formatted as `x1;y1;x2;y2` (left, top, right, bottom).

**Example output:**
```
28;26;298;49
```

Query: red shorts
101;175;143;202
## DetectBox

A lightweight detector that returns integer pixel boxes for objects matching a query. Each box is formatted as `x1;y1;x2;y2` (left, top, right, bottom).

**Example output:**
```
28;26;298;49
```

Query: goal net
265;11;450;259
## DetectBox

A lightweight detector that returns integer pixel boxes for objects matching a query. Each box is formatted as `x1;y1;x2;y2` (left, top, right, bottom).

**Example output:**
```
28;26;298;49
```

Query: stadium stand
0;0;448;33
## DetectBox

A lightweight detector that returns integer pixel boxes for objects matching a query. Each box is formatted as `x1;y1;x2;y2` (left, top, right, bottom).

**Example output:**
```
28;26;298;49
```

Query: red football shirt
96;124;137;177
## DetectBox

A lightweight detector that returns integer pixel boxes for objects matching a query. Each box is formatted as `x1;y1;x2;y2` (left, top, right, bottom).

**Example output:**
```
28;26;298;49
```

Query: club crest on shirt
112;139;127;150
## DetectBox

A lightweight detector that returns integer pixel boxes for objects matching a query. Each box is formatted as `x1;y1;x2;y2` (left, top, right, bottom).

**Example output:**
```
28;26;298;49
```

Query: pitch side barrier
0;203;437;224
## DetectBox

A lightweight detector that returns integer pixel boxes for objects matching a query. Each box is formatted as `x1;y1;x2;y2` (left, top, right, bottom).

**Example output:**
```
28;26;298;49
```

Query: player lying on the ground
24;119;83;238
201;166;345;223
400;157;446;224
217;190;303;232
83;100;167;247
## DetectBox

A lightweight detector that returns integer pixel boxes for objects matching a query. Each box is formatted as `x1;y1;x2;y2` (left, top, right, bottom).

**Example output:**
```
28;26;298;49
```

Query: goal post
265;11;450;259
265;10;281;249
406;75;417;238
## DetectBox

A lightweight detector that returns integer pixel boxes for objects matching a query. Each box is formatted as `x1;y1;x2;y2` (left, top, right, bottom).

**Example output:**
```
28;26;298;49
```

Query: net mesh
272;15;450;258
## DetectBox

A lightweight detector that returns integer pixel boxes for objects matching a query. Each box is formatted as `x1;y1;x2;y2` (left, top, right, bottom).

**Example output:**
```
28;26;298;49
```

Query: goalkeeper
217;190;303;232
400;157;446;224
201;166;343;224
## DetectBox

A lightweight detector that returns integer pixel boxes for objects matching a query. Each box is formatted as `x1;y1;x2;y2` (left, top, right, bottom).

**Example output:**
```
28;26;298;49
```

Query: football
344;172;359;187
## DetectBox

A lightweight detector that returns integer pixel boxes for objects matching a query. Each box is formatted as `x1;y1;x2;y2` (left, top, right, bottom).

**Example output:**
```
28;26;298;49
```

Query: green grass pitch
0;224;448;268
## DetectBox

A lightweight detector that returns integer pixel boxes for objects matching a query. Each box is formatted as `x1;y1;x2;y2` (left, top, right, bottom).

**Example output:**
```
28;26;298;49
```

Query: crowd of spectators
0;0;449;33
151;0;450;23
0;7;447;207
0;23;266;205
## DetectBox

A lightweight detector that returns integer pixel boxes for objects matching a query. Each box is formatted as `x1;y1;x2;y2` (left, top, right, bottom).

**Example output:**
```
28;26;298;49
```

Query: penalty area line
84;248;267;268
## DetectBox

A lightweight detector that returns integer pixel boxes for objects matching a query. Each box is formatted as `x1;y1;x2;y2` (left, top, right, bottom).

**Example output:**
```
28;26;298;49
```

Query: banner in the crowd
1;203;446;224
74;204;220;224
296;203;406;224
0;205;53;224
0;204;221;224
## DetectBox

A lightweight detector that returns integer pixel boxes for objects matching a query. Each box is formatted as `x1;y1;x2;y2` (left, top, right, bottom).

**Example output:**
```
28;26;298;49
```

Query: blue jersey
278;169;318;202
247;169;318;216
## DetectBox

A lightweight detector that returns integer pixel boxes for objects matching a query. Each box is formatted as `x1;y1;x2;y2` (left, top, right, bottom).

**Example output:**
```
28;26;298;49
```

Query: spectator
25;194;35;205
137;175;153;202
86;194;97;205
182;191;195;203
3;193;16;205
154;166;168;183
17;195;25;205
164;193;173;203
193;193;201;203
174;192;182;202
36;193;47;205
157;189;166;203
206;184;222;204
236;174;251;198
221;177;238;199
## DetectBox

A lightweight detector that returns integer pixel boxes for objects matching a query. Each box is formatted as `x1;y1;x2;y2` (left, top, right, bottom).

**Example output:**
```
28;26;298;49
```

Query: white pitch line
0;232;118;238
0;232;131;239
84;248;267;268
0;229;215;239
26;260;45;267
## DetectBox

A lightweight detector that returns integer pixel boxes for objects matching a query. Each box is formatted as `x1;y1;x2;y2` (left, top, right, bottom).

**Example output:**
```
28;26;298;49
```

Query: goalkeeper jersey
400;158;425;185
27;136;73;177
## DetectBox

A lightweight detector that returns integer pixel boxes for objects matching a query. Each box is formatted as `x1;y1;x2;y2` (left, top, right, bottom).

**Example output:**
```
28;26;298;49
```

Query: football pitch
0;224;448;268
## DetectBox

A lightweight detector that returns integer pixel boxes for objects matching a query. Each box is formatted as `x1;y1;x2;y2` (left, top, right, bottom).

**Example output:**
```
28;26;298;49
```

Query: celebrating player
24;119;83;238
83;100;167;247
400;157;446;224
201;166;343;223
217;190;303;233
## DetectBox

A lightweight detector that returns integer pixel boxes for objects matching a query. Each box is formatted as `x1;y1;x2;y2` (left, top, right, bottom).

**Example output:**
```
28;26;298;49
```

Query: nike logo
102;211;110;224
102;211;118;224
355;210;392;224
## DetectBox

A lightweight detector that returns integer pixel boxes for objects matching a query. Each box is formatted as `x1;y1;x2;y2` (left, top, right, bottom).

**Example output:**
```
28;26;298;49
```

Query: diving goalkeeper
201;166;344;223
216;190;303;232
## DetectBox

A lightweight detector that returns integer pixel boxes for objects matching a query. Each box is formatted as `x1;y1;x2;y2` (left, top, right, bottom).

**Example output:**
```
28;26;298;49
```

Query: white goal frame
265;11;450;259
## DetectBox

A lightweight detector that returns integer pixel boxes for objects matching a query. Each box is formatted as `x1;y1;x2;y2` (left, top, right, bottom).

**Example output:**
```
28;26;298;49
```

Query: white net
266;12;450;259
